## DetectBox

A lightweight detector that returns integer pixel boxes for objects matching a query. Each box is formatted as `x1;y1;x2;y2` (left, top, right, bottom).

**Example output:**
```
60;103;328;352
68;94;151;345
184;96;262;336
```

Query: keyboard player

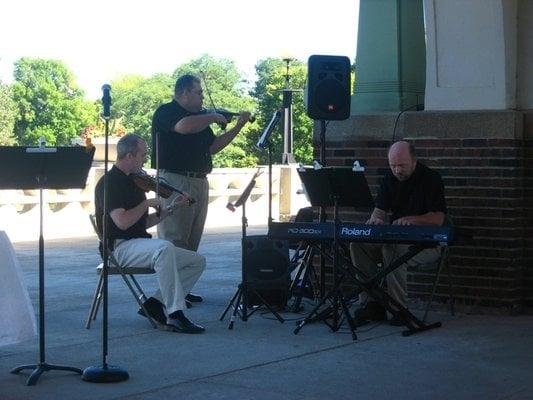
350;141;447;326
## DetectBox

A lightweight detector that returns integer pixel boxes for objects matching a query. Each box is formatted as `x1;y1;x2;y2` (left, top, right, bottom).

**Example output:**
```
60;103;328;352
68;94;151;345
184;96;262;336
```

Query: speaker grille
243;235;290;307
314;79;350;115
306;55;351;120
246;238;288;283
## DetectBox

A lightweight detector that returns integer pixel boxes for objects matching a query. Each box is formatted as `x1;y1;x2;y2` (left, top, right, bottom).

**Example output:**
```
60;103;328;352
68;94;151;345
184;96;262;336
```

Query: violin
132;172;196;205
199;108;255;129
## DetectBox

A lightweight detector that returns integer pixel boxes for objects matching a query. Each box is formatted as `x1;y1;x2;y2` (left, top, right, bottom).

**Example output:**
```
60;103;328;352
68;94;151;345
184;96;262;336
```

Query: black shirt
94;165;151;242
151;99;216;173
375;162;447;222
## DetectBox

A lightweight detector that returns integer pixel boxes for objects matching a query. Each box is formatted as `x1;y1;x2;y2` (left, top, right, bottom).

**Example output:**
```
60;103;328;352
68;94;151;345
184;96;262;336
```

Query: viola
132;172;196;205
198;108;255;129
204;108;255;123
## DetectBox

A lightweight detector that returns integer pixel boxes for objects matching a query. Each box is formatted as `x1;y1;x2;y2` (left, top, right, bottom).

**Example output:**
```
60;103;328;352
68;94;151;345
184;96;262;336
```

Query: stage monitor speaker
243;235;290;308
306;55;351;121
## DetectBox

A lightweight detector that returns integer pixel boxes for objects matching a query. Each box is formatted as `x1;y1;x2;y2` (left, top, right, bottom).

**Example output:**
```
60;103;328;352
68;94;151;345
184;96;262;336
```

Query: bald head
388;141;417;181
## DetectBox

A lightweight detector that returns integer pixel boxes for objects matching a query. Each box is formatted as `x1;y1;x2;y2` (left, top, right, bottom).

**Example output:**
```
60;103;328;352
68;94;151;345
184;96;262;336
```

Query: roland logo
341;227;372;237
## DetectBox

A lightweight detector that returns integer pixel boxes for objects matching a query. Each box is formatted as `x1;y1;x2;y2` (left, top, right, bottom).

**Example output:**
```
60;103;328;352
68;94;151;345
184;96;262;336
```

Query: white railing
0;165;310;242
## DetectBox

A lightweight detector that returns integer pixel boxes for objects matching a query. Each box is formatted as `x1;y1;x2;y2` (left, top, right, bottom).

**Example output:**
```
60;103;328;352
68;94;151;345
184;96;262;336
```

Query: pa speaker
243;235;290;308
306;55;351;120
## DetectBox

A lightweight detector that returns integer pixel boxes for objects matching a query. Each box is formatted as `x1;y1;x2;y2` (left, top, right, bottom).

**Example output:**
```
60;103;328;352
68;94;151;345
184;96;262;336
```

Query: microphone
102;84;111;118
256;110;282;150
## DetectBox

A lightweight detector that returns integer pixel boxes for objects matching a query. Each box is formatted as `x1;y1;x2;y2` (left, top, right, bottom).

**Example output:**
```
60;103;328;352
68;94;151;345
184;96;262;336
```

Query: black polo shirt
151;99;216;173
375;162;447;222
94;165;151;242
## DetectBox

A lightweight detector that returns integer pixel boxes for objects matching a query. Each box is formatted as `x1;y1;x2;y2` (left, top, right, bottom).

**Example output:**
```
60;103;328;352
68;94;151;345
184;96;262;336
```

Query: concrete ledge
317;110;527;142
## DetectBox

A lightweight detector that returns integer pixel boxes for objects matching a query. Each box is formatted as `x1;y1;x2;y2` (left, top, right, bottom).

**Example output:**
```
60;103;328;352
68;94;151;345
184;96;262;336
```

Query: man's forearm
110;201;149;231
174;114;219;134
210;126;240;154
367;208;387;224
394;212;445;226
145;213;160;228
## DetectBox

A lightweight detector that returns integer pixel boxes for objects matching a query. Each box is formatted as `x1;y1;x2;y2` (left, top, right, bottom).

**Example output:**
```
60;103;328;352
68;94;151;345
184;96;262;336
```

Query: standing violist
151;74;252;303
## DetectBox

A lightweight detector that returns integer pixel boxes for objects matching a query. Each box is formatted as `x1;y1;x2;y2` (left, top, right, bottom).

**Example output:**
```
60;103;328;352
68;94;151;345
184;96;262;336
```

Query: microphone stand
318;120;327;296
82;84;129;383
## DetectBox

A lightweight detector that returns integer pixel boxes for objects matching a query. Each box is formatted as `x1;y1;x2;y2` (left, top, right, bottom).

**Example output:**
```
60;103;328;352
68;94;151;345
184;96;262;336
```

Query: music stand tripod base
219;171;285;329
11;363;83;386
82;365;129;383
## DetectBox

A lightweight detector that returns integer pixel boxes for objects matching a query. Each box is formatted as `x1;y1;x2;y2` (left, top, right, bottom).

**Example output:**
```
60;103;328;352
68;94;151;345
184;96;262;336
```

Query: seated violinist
94;133;206;334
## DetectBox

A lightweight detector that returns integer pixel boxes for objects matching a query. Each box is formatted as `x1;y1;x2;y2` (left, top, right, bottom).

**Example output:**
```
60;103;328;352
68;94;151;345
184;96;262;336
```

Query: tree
11;58;96;146
0;81;16;145
252;58;314;164
111;73;175;146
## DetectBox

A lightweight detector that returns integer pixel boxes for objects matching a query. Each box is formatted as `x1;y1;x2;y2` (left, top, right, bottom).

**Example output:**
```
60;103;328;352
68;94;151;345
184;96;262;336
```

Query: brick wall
313;110;532;314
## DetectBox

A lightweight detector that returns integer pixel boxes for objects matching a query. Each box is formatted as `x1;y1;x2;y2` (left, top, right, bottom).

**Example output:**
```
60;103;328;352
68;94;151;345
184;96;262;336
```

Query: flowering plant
79;117;127;141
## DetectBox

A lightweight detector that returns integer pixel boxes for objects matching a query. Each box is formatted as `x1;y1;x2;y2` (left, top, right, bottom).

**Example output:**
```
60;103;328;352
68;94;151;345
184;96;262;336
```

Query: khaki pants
113;238;205;315
349;242;441;309
157;171;209;251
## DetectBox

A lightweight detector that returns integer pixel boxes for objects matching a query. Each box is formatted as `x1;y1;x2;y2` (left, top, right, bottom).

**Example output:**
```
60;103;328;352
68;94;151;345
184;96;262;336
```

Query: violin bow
200;70;227;130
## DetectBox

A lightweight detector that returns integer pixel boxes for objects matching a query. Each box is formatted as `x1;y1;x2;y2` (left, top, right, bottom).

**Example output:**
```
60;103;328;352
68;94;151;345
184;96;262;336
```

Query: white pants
113;238;205;315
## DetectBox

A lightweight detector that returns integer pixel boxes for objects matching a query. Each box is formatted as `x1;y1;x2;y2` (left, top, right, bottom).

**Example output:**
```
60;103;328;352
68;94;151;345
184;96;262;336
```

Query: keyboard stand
346;243;442;336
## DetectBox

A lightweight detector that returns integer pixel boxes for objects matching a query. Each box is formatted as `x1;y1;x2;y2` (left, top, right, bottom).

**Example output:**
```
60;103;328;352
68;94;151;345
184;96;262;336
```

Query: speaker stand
220;199;285;329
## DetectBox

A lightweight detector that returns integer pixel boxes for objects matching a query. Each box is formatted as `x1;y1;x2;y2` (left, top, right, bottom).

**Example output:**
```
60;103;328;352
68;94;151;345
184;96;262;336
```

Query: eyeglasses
189;89;203;96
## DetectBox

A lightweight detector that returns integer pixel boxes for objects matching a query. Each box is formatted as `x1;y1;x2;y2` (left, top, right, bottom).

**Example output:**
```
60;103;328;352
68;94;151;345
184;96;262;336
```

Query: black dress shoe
166;311;205;334
185;293;203;303
137;297;167;325
353;301;386;327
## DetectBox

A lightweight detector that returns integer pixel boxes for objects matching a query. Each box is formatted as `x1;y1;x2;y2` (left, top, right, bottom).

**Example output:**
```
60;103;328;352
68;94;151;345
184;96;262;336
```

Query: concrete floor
1;226;533;400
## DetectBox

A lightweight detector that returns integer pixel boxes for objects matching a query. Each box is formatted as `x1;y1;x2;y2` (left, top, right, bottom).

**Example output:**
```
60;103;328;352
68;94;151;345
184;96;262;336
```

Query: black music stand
0;145;94;385
293;167;373;340
298;167;374;209
219;170;285;329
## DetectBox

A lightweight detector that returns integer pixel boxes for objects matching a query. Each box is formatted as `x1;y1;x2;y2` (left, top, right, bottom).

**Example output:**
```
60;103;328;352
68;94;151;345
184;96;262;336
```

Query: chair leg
446;257;455;316
129;275;149;304
117;272;158;329
423;258;444;322
110;253;157;328
85;274;104;329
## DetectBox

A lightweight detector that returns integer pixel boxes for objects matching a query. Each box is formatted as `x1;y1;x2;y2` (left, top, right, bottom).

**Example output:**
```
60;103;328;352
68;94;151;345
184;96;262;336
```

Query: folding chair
85;214;158;329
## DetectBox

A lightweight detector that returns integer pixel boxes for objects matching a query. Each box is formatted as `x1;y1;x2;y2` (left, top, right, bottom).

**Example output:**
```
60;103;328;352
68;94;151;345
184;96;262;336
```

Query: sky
0;0;359;100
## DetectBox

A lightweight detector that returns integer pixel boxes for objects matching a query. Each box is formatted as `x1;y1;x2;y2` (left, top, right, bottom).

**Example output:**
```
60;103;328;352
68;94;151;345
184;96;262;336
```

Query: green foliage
0;81;17;145
5;55;318;167
11;58;97;146
111;73;175;146
252;58;314;164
